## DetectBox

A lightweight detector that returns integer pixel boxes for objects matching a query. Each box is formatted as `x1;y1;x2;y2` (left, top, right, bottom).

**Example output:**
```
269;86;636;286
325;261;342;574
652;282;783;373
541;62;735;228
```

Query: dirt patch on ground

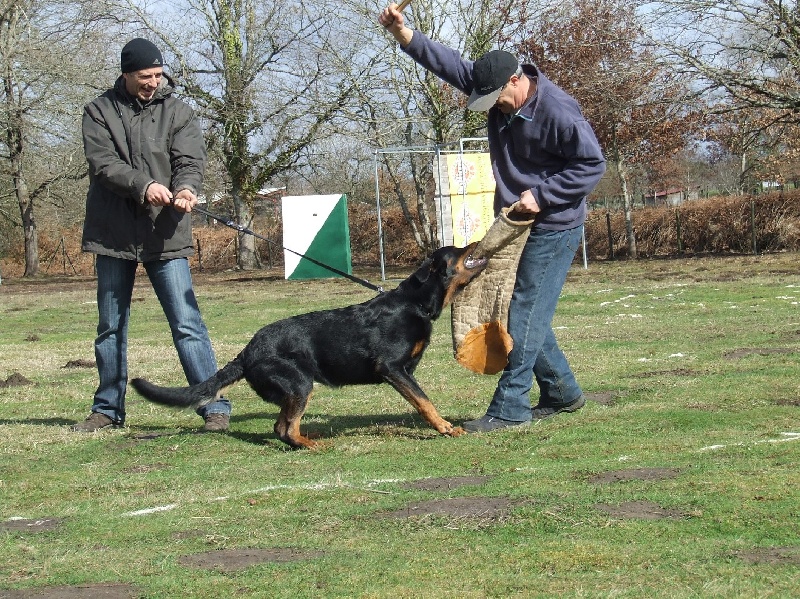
379;496;521;520
0;373;33;388
0;518;62;533
62;359;96;369
733;546;800;565
401;475;493;491
775;398;800;407
0;583;139;598
178;548;324;572
587;468;681;484
585;391;616;406
632;368;704;378
723;347;795;360
594;500;686;520
131;432;175;441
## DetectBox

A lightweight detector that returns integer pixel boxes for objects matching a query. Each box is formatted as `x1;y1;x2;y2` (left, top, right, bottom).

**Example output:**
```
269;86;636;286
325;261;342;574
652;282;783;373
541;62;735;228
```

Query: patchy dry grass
1;253;798;598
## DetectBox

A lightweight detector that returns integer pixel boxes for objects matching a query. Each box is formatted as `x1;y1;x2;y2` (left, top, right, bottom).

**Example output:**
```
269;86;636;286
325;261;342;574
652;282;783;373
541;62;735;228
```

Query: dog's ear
411;255;435;284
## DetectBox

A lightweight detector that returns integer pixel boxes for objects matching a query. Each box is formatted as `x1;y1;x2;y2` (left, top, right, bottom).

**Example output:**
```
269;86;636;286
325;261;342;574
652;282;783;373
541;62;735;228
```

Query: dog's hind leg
382;371;465;437
273;393;318;449
244;361;319;449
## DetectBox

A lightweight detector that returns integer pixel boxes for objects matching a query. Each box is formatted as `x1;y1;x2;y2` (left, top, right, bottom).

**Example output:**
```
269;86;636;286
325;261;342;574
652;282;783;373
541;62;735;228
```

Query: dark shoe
203;413;230;432
463;414;530;433
531;395;586;420
71;412;117;432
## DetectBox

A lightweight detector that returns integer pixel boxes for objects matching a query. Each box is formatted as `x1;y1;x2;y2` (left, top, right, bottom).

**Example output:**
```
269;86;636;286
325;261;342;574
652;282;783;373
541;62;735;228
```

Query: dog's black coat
131;244;486;448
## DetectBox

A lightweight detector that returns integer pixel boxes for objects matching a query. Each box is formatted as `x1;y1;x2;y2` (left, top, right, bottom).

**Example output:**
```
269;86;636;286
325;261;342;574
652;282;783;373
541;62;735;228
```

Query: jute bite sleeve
451;203;535;374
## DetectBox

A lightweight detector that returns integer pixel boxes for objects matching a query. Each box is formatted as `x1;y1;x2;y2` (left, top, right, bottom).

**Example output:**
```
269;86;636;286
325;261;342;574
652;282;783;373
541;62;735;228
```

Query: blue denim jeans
486;225;584;422
91;255;231;424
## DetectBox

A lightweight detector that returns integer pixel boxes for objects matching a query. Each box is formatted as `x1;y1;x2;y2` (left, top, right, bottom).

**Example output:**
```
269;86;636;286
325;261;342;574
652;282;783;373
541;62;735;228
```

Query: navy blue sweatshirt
403;32;606;229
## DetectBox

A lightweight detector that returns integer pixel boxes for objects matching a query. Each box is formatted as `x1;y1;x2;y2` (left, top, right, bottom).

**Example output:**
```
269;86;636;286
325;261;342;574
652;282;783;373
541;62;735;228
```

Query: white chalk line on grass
120;479;404;518
123;504;179;516
698;432;800;452
118;434;800;518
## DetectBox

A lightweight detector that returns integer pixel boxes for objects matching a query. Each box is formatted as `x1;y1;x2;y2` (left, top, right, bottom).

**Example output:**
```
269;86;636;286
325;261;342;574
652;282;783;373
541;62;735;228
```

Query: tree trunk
18;173;39;277
7;112;39;276
616;157;638;259
393;179;424;250
232;188;259;270
739;151;747;194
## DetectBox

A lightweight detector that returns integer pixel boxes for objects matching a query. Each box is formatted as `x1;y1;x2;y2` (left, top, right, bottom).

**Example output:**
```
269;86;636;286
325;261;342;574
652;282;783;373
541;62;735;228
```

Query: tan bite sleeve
451;202;535;374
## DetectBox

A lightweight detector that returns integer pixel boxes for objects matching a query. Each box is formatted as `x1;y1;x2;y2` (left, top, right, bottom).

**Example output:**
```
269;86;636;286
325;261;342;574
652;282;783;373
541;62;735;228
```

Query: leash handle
191;204;383;294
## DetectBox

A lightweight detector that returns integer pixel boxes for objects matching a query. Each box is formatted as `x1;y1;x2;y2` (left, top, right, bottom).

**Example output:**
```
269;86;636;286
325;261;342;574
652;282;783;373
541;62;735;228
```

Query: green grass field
1;254;798;598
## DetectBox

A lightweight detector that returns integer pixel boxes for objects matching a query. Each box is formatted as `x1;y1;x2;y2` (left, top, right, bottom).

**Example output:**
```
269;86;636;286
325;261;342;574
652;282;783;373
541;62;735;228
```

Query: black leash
190;204;384;294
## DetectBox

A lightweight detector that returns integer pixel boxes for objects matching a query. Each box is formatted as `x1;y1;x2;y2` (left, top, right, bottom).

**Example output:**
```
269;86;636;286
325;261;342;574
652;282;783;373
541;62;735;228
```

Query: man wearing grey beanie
74;38;232;433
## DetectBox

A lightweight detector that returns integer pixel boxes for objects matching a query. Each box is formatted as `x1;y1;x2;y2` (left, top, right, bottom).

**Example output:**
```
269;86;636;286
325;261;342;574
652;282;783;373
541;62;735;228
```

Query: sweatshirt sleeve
402;31;475;95
533;119;606;209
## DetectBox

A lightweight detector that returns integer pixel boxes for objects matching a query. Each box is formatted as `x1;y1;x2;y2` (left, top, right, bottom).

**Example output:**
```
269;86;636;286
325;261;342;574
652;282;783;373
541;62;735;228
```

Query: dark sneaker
71;412;117;432
531;395;586;420
203;413;230;432
463;414;530;433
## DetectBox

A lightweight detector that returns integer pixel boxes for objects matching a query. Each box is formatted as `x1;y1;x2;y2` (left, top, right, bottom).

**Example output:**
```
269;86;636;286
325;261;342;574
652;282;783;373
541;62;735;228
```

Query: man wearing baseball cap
379;6;606;432
75;38;232;433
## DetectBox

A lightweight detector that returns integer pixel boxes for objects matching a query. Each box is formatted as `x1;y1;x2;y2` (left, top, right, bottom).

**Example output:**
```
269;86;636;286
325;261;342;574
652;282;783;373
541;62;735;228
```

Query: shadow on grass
0;417;74;426
224;411;468;447
0;411;472;447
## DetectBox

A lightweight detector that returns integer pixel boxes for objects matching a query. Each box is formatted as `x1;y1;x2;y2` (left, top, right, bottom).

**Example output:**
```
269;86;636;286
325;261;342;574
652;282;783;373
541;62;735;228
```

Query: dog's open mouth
464;255;488;270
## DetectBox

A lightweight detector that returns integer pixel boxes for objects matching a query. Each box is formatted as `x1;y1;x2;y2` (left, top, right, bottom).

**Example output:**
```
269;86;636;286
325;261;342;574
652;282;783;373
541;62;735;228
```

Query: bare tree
355;0;517;253
0;0;100;276
649;0;800;122
513;0;702;258
646;1;800;197
113;0;384;270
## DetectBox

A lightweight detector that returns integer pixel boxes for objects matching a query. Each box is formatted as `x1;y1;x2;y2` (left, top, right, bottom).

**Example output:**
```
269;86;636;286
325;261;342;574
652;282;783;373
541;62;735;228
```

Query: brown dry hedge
5;191;799;278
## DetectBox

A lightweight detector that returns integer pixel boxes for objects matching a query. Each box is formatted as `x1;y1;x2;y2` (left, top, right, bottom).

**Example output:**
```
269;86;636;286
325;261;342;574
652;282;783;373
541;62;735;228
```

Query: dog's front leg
382;372;465;437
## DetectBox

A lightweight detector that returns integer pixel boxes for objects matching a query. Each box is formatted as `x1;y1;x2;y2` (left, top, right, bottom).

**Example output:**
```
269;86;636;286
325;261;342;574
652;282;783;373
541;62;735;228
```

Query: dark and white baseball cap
467;50;520;111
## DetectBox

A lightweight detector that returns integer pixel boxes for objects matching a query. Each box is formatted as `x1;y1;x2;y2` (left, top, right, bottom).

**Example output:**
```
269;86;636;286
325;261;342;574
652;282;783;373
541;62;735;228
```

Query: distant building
644;187;701;206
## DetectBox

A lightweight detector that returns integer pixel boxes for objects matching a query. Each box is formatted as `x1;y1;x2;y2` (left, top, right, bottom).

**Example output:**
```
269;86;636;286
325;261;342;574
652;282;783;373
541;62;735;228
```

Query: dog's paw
445;426;466;437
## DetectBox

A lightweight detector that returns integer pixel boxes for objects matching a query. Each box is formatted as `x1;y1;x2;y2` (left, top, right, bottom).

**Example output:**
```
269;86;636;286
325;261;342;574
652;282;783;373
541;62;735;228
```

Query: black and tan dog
131;244;487;449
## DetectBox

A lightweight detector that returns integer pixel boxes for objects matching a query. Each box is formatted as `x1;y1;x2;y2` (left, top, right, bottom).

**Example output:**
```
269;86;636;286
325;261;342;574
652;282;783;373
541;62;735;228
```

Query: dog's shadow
0;417;75;426
225;411;469;447
0;414;469;448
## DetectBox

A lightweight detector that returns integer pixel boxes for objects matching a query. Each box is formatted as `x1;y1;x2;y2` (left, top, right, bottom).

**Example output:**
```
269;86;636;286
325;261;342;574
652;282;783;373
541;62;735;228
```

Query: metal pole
374;150;386;281
582;228;588;269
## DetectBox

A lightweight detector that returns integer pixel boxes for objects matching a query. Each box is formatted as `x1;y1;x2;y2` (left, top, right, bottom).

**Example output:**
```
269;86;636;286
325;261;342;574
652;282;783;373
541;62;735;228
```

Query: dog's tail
130;358;244;410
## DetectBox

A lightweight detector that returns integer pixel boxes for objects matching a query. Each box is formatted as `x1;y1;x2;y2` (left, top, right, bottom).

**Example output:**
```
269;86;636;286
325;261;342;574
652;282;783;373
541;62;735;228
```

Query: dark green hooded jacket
81;74;206;262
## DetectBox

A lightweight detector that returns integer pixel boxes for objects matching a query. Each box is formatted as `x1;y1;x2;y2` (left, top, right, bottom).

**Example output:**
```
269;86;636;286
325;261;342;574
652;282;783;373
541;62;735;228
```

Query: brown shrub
4;191;798;279
585;191;800;259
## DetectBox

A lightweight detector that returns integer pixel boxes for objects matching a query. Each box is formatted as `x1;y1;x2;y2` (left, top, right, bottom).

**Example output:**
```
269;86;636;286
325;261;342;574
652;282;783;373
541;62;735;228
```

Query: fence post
196;237;203;271
676;208;683;255
750;198;758;255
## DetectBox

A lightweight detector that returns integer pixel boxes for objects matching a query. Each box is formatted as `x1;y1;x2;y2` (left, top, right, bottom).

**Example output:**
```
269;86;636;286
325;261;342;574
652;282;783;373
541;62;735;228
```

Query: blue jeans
91;255;231;424
486;225;584;422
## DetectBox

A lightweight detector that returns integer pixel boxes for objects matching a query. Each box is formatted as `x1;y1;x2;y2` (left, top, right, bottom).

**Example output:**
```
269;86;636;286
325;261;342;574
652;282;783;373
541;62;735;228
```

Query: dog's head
407;243;487;316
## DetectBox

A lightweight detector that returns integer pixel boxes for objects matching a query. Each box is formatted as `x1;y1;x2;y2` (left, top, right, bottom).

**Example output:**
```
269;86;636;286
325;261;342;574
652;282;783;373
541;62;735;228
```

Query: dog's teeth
465;256;484;268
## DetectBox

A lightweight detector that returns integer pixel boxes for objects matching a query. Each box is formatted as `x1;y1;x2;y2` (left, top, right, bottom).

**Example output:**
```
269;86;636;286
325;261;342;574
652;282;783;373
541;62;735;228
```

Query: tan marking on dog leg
410;339;427;358
274;394;318;449
387;376;462;437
